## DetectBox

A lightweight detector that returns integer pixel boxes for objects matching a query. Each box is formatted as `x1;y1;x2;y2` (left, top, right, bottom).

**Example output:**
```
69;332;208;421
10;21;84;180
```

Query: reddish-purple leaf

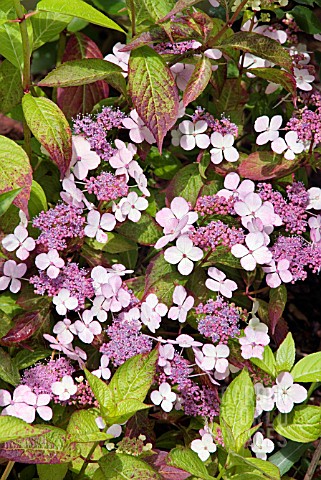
268;285;287;335
57;33;109;119
125;411;156;444
22;94;72;179
128;46;179;152
183;54;212;106
1;311;44;346
146;450;190;480
238;151;301;181
0;136;32;216
158;0;202;22
273;318;289;347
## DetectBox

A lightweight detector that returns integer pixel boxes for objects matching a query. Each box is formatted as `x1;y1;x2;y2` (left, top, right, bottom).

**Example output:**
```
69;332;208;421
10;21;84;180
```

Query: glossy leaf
140;0;175;22
229;453;281;479
28;180;48;220
38;59;126;95
0;60;23;114
13;348;50;370
1;307;50;346
128;46;179;151
275;332;295;373
291;352;321;382
0;135;32;215
0;347;20;385
183;55;212;106
290;5;321;34
167;447;215;480
274;405;321;443
99;452;162;479
22;94;72;178
57;33;110;119
37;0;124;32
238;151;300;181
218;32;293;71
0;22;23;70
158;0;202;22
37;464;69;480
220;369;255;440
269;441;311;476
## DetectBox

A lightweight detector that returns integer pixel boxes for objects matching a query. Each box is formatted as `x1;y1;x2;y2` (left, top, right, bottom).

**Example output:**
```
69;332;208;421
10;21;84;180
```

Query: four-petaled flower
84;210;116;243
92;355;111;380
205;267;237;298
254;383;275;418
239;321;270;360
120;192;149;223
122;110;155;144
294;67;314;91
71;135;101;180
164;235;203;275
51;375;78;401
191;433;217;461
194;343;230;373
53;318;75;345
231;233;272;271
178;120;210;151
272;372;307;413
2;226;35;260
251;432;274;460
104;42;130;76
141;293;168;333
217;172;254;200
254;115;282;145
101;275;131;312
168;285;194;323
53;288;78;316
151;382;177;412
263;259;293;288
271;131;304;160
72;310;102;344
0;260;27;293
210;132;239;164
35;249;64;279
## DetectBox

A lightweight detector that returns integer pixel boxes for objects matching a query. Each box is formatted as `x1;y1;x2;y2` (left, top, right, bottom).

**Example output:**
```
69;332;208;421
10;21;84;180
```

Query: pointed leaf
249;67;296;97
274;405;321;443
31;11;70;50
0;135;32;215
238;151;300;181
0;347;20;385
269;441;311;476
0;309;50;346
0;188;22;217
37;0;124;32
128;46;179;152
159;0;203;22
39;58;126;95
183;55;212;106
218;32;293;71
291;352;321;382
166;163;204;206
268;285;287;334
275;332;295;373
167;447;215;480
99;452;162;479
116;213;162;246
22;94;72;178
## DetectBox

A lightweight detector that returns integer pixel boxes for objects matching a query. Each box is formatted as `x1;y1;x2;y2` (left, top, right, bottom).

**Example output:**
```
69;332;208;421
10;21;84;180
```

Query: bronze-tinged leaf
238;151;301;181
57;33;109;119
146;450;191;480
128;46;179;152
158;0;202;22
1;308;50;346
249;67;296;98
0;136;32;216
183;55;212;106
268;285;287;335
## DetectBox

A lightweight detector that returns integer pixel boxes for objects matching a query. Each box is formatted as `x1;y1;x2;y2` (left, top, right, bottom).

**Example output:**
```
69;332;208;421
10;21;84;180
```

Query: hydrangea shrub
0;0;321;478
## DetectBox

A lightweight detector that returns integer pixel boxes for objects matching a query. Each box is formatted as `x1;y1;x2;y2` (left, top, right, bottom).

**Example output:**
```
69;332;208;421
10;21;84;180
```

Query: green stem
208;0;248;46
304;382;320;404
1;461;15;480
76;441;100;479
52;30;67;103
128;0;136;37
12;0;32;158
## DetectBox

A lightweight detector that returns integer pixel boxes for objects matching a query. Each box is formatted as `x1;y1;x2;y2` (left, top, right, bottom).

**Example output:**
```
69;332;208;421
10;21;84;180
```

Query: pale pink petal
178;257;194;275
180;135;196;151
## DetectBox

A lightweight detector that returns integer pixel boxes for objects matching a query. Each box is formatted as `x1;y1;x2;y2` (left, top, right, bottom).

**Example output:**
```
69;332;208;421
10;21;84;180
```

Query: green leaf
275;333;295;373
37;0;124;32
13;348;50;370
0;417;50;442
249;68;296;97
158;0;202;22
128;46;179;151
291;352;321;382
0;188;22;217
268;285;287;334
0;292;22;318
0;425;80;463
99;452;162;479
140;0;175;22
0;60;23;114
167;447;215;480
290;5;321;34
28;180;48;219
183;55;212;106
22;94;72;178
220;369;255;440
274;405;321;443
31;11;70;50
0;22;23;70
166;163;204;206
0;136;32;216
38;59;127;96
269;441;311;476
116;213;162;246
67;410;111;443
218;32;293;71
229;452;281;480
251;345;277;378
87;233;137;254
0;345;21;386
37;464;69;480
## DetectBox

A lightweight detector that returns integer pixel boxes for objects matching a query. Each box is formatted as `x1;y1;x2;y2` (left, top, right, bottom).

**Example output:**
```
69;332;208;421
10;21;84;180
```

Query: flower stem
1;461;15;480
128;0;136;37
12;0;32;158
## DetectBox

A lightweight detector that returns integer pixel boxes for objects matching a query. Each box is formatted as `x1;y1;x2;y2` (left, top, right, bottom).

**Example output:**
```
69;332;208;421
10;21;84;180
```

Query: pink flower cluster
85;172;129;202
